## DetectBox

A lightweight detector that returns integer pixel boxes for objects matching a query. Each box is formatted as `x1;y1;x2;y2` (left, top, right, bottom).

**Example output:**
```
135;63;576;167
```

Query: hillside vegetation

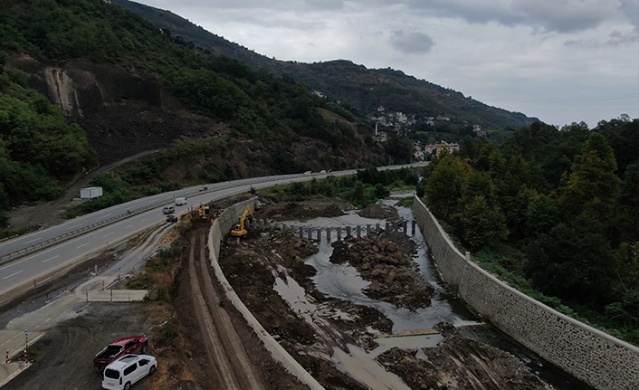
422;119;639;344
0;0;386;228
113;0;538;134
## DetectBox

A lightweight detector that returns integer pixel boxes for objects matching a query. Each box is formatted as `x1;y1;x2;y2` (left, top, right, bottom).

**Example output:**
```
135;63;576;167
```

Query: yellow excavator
198;204;210;219
231;206;253;237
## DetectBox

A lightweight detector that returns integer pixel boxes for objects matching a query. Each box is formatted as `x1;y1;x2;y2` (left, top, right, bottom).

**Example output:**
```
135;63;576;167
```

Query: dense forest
421;118;639;344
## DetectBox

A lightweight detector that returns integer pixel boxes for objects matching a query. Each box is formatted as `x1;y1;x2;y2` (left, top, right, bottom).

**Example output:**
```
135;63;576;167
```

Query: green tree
524;215;615;307
424;154;468;218
352;181;365;206
557;132;621;227
374;183;389;199
525;193;560;237
458;195;508;248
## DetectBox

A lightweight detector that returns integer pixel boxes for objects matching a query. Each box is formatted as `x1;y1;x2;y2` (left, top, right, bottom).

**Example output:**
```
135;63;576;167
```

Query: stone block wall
412;197;639;390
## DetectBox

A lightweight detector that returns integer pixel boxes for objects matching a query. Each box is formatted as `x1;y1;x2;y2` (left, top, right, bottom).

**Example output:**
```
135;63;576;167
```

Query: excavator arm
231;206;253;237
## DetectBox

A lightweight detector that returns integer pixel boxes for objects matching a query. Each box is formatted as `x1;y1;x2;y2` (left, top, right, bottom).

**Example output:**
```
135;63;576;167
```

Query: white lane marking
124;225;133;229
104;233;113;238
66;224;81;230
3;270;23;280
142;218;149;222
25;236;42;244
77;243;89;249
42;255;59;263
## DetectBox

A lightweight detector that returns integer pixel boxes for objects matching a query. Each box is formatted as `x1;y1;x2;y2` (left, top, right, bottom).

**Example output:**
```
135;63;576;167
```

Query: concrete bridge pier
356;225;361;238
337;227;342;240
346;226;351;237
385;222;390;232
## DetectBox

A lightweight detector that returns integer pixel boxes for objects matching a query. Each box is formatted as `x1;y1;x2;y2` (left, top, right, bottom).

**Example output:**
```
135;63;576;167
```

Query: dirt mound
358;202;399;222
330;232;434;309
378;323;553;390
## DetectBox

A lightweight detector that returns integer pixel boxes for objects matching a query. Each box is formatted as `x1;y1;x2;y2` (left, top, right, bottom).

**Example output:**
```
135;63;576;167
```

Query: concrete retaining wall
207;198;325;390
412;196;639;390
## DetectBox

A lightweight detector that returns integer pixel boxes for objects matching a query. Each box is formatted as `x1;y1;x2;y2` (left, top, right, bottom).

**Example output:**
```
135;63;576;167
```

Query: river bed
278;196;593;390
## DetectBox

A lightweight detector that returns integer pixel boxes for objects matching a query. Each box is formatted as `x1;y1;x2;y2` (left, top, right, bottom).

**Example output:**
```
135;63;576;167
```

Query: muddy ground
2;198;560;390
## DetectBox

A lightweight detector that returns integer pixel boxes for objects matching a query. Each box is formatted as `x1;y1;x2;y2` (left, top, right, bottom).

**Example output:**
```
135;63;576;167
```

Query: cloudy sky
136;0;638;128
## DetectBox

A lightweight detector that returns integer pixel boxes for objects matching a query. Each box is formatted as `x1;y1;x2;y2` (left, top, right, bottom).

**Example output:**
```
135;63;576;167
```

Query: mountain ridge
112;0;538;132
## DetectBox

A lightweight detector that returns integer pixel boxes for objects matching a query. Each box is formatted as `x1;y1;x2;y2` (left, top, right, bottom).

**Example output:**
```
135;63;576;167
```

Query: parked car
162;206;175;214
101;354;157;390
166;214;178;223
198;186;208;191
94;335;149;370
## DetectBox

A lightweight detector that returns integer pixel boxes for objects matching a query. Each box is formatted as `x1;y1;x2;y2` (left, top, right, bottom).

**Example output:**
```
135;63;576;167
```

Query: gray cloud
619;0;639;31
389;30;435;54
356;0;625;34
511;1;612;33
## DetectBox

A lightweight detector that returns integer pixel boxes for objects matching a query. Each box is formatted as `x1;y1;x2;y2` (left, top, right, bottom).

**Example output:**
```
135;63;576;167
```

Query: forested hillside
0;0;387;228
112;0;538;134
422;118;639;344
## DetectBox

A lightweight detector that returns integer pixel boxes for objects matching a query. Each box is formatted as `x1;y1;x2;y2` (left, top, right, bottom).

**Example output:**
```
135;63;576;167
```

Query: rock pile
330;232;434;309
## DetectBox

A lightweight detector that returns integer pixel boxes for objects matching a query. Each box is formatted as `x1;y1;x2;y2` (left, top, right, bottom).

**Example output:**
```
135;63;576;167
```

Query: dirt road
187;230;264;389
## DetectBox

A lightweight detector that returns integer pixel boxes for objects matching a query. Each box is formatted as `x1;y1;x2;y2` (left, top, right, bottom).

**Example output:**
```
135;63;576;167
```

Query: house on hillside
434;141;459;156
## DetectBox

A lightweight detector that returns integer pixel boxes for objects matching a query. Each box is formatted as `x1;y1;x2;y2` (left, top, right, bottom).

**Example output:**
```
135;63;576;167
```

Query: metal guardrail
0;174;305;266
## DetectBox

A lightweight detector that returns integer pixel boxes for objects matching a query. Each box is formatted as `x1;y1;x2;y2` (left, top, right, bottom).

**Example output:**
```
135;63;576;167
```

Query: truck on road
94;335;149;370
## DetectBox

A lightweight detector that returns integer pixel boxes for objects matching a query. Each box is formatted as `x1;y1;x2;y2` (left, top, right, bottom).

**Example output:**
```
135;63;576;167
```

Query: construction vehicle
231;206;253;237
198;204;210;219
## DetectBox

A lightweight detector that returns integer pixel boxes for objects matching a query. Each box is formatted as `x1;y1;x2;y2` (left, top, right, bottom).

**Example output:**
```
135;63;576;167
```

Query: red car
93;335;149;369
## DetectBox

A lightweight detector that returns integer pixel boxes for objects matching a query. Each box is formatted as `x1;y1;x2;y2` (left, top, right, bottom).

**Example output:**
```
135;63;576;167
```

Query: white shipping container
80;186;103;199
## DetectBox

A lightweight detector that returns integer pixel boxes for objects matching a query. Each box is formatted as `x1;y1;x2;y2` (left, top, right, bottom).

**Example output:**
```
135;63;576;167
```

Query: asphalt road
0;165;416;302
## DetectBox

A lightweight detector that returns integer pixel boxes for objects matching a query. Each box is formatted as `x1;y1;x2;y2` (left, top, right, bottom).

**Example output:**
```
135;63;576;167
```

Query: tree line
422;118;638;344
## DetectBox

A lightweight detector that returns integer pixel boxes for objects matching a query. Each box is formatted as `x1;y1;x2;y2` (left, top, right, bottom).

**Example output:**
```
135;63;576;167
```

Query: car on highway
198;186;208;191
162;206;175;214
166;214;178;223
94;335;149;370
102;354;157;390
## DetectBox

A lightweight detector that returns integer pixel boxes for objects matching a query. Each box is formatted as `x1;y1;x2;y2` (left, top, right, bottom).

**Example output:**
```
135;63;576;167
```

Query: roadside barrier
0;174;307;266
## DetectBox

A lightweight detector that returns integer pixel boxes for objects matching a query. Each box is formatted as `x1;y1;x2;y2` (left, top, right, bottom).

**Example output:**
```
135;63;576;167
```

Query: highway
0;165;415;301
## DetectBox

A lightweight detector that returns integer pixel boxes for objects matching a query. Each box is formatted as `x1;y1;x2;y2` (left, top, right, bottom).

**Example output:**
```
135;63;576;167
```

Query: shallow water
278;198;594;390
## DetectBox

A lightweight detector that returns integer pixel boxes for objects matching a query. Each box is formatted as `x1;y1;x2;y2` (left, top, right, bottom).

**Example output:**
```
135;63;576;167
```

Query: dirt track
187;230;264;389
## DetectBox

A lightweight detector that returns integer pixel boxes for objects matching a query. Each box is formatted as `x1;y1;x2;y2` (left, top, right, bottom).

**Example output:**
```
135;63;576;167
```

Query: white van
102;354;157;390
175;197;187;206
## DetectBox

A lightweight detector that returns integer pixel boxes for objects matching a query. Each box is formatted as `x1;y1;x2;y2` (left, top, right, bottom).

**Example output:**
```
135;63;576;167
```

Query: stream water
277;195;594;390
